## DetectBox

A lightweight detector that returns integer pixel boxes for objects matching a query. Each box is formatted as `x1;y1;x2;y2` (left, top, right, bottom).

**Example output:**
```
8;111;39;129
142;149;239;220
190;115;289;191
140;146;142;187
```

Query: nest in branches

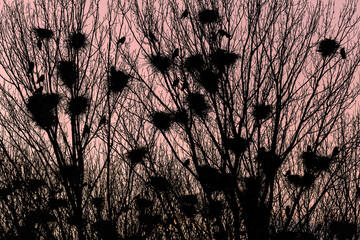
198;9;219;24
27;209;56;224
0;187;15;199
198;70;219;93
329;221;356;240
179;194;199;218
92;220;118;240
179;194;198;206
209;49;238;71
26;93;60;128
302;150;332;172
253;103;272;121
92;197;104;210
184;54;205;72
135;196;153;211
225;136;247;155
26;179;46;192
172;109;188;125
287;172;315;188
205;200;223;219
33;28;54;40
48;197;68;210
58;60;77;88
187;92;209;118
109;67;131;93
197;165;222;192
148;54;171;73
151;111;173;131
256;148;282;177
149;176;171;191
67;96;89;117
317;38;339;57
68;32;87;50
138;213;162;229
127;147;147;166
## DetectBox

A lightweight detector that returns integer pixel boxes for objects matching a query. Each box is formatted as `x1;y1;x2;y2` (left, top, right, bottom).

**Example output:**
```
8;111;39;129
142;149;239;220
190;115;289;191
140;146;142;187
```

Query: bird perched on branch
37;75;45;84
27;62;34;74
340;48;346;59
172;48;180;60
218;29;231;38
181;9;189;19
117;36;126;45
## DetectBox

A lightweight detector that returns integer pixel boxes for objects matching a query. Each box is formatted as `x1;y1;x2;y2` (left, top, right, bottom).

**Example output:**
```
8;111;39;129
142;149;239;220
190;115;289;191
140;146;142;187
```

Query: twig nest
317;38;339;57
135;196;153;211
172;109;188;125
187;92;210;118
329;221;356;240
256;148;282;177
92;197;104;210
58;60;77;88
127;147;147;166
209;49;239;71
205;200;223;219
109;66;131;93
225;136;247;155
48;197;68;210
26;93;60;128
179;195;198;217
68;31;87;50
33;28;54;40
184;54;205;72
253;103;272;121
67;96;89;117
198;9;219;24
148;176;171;191
151;111;173;131
197;165;223;192
287;172;315;188
198;69;219;93
148;54;171;73
92;220;118;240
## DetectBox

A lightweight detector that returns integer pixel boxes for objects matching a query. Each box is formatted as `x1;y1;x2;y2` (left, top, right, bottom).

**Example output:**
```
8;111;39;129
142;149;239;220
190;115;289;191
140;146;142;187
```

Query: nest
257;148;282;177
187;92;209;118
135;197;153;211
27;61;34;74
33;28;54;40
317;38;339;57
92;197;104;210
302;150;332;172
225;136;247;155
27;179;46;192
27;209;56;223
138;213;162;228
287;172;315;188
0;187;14;199
92;220;118;240
48;197;68;210
67;96;89;117
149;176;171;191
59;165;78;182
172;109;188;125
127;147;147;166
68;32;87;50
148;54;171;73
209;49;238;71
26;93;60;128
58;60;77;88
197;165;223;192
253;103;272;121
198;70;219;93
329;221;356;240
184;54;205;72
179;194;198;206
109;67;131;93
205;200;223;219
151;111;173;131
198;9;219;24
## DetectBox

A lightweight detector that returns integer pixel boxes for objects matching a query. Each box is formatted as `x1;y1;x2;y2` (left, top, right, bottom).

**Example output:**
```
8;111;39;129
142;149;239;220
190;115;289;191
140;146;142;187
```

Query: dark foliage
253;103;272;121
317;38;339;57
58;60;78;88
187;92;209;118
109;66;131;93
26;93;60;128
151;111;173;131
287;172;315;188
68;32;87;50
67;96;89;117
198;9;219;24
148;54;171;73
127;147;147;166
33;28;54;40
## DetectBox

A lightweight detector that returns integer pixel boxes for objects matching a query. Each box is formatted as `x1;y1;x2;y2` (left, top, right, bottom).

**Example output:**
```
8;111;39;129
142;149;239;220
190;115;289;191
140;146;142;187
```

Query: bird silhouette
99;116;106;126
27;62;34;74
218;29;231;38
83;124;90;137
172;48;179;60
34;86;43;94
183;159;190;167
117;36;126;45
285;206;290;218
181;80;188;91
181;9;189;19
331;146;339;158
37;75;45;84
37;40;42;50
340;48;346;59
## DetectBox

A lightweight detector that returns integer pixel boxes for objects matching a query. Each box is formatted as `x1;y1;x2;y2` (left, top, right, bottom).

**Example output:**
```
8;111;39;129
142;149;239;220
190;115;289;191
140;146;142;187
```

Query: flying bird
340;48;346;59
27;62;34;74
117;36;126;45
218;29;231;38
181;9;189;19
37;75;45;84
172;48;179;60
